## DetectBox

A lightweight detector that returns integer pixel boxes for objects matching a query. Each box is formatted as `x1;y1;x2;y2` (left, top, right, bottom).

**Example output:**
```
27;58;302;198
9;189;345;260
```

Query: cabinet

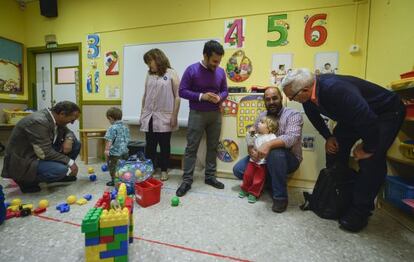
380;78;414;231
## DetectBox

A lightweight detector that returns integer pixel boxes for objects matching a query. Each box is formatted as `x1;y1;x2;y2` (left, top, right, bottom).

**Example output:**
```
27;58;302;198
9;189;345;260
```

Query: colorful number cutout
224;18;245;48
267;14;289;47
87;34;100;59
304;14;328;47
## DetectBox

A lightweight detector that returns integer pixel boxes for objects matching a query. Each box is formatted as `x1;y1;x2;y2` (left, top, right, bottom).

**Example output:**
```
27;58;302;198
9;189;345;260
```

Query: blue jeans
36;138;81;182
233;148;300;200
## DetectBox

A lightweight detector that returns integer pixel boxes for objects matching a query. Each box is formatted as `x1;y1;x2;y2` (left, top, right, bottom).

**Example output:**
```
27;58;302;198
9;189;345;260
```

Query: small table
79;128;107;165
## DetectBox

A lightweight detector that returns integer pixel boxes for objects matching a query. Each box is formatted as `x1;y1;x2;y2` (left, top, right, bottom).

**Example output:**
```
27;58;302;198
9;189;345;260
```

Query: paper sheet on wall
105;85;120;99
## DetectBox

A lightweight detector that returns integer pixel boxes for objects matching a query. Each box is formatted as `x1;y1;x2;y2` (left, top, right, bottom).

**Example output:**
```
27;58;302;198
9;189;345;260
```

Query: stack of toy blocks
81;183;134;262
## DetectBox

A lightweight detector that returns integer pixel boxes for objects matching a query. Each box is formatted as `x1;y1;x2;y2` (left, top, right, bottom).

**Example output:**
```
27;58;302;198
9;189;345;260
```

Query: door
36;51;79;138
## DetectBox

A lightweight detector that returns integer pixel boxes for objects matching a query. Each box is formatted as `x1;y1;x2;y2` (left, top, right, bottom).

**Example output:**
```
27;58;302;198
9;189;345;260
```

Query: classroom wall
366;0;414;86
0;0;27;101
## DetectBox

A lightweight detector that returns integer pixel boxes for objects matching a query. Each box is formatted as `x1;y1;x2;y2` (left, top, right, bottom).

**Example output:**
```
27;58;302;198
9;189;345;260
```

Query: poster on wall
220;96;239;116
217;139;239;162
0;37;23;94
237;95;266;137
105;51;119;75
226;50;252;82
267;14;289;47
270;53;293;86
302;134;316;151
87;34;100;59
105;85;120;99
224;18;246;48
304;13;328;47
86;70;100;93
314;52;338;75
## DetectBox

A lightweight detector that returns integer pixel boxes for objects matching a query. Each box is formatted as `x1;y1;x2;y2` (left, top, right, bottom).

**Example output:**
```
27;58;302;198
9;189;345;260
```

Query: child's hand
104;150;110;159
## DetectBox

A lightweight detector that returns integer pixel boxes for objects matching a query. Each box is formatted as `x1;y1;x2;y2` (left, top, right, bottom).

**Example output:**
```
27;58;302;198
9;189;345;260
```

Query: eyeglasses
288;89;303;101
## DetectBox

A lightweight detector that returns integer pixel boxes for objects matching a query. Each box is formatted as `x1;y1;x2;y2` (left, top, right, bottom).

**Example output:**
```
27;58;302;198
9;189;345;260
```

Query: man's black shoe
176;182;191;197
17;182;41;193
205;177;224;189
106;180;115;186
339;208;368;233
272;199;288;213
46;175;77;184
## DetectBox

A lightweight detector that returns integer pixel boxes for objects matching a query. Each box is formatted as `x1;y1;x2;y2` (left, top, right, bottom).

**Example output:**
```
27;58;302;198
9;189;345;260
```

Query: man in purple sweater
176;40;228;197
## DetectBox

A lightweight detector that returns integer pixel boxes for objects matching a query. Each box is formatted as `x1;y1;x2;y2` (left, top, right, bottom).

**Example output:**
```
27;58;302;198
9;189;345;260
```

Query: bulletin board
0;37;23;94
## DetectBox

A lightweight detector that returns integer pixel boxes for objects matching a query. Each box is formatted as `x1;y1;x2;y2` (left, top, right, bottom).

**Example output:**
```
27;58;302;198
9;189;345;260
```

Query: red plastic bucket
135;178;163;207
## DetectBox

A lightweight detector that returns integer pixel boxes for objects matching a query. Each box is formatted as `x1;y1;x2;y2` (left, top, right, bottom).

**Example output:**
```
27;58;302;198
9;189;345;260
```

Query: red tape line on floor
34;214;252;262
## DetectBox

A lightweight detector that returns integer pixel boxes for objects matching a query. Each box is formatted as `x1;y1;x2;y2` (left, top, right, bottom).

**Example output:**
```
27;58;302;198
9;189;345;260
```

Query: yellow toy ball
135;169;142;178
87;167;95;174
11;198;22;206
66;195;77;205
38;199;49;209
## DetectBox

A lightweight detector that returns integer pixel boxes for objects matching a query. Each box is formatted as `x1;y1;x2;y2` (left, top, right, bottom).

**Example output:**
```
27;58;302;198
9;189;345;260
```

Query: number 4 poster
224;18;245;48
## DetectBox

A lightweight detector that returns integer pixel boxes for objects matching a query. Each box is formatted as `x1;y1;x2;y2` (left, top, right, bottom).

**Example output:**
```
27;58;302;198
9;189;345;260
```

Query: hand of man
170;117;178;129
62;139;73;154
69;163;79;176
248;147;259;162
325;136;339;154
201;92;221;104
256;142;271;160
353;143;374;160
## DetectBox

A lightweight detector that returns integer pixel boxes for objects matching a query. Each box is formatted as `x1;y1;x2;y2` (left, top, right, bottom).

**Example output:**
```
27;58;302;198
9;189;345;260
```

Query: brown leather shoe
272;199;288;213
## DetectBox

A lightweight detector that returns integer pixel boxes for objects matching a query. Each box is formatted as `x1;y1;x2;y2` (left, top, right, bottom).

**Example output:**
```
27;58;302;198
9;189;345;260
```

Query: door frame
27;43;83;128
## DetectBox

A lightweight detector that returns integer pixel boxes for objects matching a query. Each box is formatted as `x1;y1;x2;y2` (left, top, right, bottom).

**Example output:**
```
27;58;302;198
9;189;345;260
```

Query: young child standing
239;116;278;203
104;107;130;186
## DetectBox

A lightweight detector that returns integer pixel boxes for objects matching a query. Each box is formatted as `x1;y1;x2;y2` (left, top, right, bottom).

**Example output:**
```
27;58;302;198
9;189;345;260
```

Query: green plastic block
106;240;121;250
114;233;128;242
85;231;100;239
114;255;128;262
100;227;114;237
81;208;103;233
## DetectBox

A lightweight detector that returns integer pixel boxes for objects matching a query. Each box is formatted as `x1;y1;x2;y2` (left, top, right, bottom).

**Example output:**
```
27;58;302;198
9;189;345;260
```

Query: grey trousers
182;110;222;184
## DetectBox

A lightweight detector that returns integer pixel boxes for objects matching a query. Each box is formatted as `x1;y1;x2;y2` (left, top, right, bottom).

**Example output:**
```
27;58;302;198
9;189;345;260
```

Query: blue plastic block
99;241;128;259
85;237;100;246
83;194;93;201
4;202;10;209
89;174;97;181
101;163;108;172
56;203;70;213
114;225;128;234
111;189;118;200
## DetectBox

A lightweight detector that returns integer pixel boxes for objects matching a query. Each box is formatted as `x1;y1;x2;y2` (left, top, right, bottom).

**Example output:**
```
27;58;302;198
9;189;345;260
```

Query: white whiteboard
122;39;218;127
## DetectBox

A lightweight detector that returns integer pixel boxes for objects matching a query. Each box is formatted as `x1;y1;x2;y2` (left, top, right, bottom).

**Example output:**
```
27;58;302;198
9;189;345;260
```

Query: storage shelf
387;154;414;166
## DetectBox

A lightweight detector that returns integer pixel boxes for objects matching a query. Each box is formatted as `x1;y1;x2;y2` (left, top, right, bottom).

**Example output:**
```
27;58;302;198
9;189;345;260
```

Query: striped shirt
255;107;303;162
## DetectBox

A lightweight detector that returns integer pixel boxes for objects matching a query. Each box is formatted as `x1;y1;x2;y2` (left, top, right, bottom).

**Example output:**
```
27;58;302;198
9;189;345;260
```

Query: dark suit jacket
303;74;399;153
1;109;75;182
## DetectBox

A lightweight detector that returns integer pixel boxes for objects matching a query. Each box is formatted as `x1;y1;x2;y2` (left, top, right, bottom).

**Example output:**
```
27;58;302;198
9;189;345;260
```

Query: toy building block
89;174;97;182
11;198;22;206
101;163;108;172
84;194;93;201
34;207;46;214
20;208;32;217
56;203;70;213
77;198;88;205
22;204;34;210
4;202;10;209
67;195;77;205
82;208;103;233
38;199;49;208
88;167;95;174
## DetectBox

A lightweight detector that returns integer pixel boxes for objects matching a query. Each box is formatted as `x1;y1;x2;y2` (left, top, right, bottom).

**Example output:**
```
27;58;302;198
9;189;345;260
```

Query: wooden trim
82;100;122;105
0;99;28;104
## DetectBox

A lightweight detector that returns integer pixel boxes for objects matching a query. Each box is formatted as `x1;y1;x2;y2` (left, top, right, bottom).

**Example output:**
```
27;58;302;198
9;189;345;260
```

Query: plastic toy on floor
101;163;108;172
88;167;97;182
0;185;6;225
115;153;154;195
81;183;134;261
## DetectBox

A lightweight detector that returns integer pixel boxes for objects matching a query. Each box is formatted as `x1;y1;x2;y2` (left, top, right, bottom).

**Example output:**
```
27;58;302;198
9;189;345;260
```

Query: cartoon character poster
314;52;338;75
217;139;239;162
270;53;293;86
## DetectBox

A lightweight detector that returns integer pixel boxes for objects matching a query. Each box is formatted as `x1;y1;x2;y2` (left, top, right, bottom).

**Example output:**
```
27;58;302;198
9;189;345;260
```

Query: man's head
51;101;81;126
264;87;283;116
281;68;315;104
203;40;224;71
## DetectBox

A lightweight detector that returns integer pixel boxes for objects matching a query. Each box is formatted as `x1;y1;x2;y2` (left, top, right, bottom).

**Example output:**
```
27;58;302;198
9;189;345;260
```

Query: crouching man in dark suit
1;101;81;193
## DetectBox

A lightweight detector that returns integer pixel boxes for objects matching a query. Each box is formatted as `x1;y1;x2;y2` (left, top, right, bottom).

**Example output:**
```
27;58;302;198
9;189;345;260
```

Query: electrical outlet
349;44;360;54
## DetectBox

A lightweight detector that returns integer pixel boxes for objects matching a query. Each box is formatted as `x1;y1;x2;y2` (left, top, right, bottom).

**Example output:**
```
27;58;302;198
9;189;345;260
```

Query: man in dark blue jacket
281;68;405;232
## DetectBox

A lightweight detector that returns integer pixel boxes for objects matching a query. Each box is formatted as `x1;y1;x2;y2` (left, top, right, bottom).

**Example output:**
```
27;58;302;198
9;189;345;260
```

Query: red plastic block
100;235;114;244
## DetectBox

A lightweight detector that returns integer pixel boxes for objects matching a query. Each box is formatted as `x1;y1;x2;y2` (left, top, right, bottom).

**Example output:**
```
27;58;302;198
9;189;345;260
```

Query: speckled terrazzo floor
1;157;413;262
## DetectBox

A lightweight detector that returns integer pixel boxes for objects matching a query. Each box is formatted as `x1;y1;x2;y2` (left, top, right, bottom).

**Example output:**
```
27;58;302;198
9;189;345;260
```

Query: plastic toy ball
66;195;77;205
101;163;108;172
171;196;180;207
89;174;97;182
11;198;22;206
87;167;95;174
38;199;49;209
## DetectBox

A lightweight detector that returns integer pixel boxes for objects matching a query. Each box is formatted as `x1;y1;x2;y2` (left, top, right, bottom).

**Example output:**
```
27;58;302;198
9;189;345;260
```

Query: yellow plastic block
77;198;88;205
117;183;127;200
85;244;107;262
22;204;33;210
8;205;20;212
99;208;129;228
11;198;22;206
